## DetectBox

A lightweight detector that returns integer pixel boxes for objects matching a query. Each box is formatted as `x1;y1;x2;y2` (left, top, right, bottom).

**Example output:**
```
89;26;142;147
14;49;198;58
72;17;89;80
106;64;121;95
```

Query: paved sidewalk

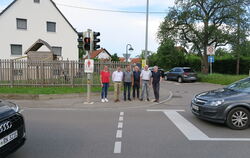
10;88;172;109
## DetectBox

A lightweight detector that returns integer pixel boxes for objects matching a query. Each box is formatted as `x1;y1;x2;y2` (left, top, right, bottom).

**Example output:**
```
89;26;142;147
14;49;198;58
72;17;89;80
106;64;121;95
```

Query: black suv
0;100;26;157
164;67;197;83
191;77;250;130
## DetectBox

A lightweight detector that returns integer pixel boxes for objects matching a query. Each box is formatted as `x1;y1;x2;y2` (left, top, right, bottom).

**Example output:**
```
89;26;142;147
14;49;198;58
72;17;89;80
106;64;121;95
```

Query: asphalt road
7;81;250;158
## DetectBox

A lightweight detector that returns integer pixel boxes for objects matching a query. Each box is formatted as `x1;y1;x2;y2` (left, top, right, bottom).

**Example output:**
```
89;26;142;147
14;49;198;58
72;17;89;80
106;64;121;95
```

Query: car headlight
210;100;224;106
5;101;20;112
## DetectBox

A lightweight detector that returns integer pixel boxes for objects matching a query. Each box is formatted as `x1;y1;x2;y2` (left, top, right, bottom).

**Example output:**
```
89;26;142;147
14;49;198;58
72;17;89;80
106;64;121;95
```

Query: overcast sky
0;0;175;57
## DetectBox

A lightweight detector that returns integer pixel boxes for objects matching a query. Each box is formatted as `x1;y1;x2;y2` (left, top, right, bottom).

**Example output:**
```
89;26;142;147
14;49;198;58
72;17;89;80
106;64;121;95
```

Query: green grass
198;73;248;85
0;86;114;94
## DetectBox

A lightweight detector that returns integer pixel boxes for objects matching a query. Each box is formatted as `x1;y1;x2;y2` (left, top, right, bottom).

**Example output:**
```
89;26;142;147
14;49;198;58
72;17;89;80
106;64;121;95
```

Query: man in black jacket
151;66;162;102
133;66;141;100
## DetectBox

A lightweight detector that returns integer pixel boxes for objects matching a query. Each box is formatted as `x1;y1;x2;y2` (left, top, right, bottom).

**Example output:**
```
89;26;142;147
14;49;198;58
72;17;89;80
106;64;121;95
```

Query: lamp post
126;44;134;63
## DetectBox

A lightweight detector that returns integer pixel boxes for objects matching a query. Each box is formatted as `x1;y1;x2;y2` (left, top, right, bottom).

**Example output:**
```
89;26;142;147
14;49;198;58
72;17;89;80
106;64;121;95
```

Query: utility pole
145;0;149;64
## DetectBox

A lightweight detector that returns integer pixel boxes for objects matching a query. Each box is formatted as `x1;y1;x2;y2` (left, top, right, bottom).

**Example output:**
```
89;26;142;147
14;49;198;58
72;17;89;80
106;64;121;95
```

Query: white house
0;0;78;60
84;48;112;61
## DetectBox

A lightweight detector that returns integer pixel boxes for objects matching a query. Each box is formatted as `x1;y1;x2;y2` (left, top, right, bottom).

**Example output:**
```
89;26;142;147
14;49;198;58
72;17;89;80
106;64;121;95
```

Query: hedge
185;55;250;74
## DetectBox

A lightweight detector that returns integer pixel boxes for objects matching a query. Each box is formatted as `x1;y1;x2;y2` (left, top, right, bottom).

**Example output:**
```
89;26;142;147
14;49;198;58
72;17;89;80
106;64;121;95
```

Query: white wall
0;0;78;60
97;52;110;59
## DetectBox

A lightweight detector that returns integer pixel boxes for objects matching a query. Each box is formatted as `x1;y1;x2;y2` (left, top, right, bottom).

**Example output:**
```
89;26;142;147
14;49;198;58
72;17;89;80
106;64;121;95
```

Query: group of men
111;65;162;103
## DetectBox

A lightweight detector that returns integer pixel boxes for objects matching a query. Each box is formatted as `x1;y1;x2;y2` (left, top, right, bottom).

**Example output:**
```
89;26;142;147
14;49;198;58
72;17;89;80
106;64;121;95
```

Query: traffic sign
123;54;131;59
142;59;146;67
84;59;94;73
208;56;214;63
207;46;215;55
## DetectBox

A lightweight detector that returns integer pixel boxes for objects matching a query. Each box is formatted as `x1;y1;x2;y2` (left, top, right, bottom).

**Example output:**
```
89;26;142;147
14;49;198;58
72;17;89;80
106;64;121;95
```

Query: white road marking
147;109;185;112
116;130;123;138
120;112;124;116
163;110;209;141
148;109;250;141
119;116;124;121
114;141;122;154
118;122;123;129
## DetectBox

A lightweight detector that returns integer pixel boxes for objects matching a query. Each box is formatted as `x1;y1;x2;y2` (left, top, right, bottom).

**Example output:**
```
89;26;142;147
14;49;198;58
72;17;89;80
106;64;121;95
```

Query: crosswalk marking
148;109;250;141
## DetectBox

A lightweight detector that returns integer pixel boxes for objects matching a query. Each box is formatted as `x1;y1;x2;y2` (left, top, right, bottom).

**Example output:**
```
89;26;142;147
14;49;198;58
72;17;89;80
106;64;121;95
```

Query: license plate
192;104;199;111
0;130;18;148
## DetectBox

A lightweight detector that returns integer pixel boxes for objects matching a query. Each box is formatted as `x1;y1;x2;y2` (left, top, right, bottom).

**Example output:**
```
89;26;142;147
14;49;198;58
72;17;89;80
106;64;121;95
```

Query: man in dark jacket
133;66;141;99
151;66;162;103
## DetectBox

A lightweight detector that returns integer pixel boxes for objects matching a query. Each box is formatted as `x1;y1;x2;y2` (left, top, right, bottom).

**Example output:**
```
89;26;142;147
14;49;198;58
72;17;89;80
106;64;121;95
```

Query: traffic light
77;32;83;49
93;32;100;50
84;37;90;51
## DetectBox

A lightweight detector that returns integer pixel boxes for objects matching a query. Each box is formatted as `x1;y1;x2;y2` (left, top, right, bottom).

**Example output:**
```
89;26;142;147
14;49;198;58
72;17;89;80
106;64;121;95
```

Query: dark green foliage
111;53;120;61
149;39;186;69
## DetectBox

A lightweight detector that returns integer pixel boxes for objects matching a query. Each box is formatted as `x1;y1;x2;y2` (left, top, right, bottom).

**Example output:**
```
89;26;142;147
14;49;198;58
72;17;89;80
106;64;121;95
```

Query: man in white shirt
112;67;123;102
140;65;152;101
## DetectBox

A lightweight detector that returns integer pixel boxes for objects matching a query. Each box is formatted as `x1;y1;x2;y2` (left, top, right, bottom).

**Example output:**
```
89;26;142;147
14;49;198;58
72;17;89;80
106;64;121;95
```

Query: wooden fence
0;59;128;87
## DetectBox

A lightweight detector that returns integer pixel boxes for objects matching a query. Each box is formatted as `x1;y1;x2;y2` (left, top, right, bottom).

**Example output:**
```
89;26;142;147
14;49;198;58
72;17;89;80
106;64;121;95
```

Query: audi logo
0;121;12;134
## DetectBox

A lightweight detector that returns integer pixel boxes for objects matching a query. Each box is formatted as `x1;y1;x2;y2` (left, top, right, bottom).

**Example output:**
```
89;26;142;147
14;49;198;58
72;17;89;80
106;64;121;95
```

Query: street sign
142;59;146;67
208;56;214;63
84;59;94;73
123;54;131;59
207;46;215;55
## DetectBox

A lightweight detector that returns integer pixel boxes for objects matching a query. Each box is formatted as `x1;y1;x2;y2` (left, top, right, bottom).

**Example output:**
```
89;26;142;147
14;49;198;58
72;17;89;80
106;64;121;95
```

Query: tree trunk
236;56;240;75
201;55;209;74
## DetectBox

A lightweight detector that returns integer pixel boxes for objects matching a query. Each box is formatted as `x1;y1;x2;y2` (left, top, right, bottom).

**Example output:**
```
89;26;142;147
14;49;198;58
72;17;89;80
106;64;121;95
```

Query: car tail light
183;72;189;77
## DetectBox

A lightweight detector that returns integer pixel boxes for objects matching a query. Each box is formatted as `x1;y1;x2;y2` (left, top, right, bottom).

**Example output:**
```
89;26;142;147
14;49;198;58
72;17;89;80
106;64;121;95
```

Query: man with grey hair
151;66;162;102
140;65;152;101
123;65;133;101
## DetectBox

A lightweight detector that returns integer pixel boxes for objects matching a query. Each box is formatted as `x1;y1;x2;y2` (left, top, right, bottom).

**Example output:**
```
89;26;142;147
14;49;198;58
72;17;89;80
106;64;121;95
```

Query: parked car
191;77;250;130
0;100;26;157
164;67;197;83
148;67;165;77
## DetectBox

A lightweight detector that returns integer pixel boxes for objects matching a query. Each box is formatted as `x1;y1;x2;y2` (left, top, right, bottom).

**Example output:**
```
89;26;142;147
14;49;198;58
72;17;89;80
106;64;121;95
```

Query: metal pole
126;44;128;64
145;0;149;63
210;60;212;74
86;29;93;104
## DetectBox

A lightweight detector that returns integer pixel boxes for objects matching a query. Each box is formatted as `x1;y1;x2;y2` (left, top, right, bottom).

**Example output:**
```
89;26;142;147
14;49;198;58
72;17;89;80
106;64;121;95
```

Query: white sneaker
101;99;105;103
105;98;109;102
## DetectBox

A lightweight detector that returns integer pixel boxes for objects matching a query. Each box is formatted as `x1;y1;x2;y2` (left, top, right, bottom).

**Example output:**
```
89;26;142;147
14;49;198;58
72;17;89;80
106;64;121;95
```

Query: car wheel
164;76;168;81
177;77;183;83
226;107;250;130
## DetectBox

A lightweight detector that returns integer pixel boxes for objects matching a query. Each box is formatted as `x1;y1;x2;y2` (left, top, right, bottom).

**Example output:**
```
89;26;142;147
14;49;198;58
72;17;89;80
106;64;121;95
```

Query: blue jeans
101;83;109;99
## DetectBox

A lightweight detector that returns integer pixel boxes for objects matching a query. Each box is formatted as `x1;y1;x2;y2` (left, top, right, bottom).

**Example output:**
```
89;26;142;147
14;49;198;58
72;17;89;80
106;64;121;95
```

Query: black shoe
128;98;132;101
140;98;143;101
154;99;159;102
147;98;150;101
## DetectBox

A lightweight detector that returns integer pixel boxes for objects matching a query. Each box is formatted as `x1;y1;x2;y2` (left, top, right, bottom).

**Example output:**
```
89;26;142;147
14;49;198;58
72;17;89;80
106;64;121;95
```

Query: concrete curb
0;93;101;100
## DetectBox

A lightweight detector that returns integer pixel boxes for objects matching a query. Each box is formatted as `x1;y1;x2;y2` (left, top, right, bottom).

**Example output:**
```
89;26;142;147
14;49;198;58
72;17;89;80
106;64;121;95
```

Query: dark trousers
124;82;132;100
101;83;109;99
153;82;160;100
133;81;140;98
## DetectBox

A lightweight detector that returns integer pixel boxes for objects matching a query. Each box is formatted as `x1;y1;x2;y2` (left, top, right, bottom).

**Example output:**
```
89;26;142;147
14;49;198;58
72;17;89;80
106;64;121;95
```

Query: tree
111;53;120;61
79;48;86;59
158;0;250;74
149;39;186;69
230;1;250;74
215;48;231;57
136;50;153;59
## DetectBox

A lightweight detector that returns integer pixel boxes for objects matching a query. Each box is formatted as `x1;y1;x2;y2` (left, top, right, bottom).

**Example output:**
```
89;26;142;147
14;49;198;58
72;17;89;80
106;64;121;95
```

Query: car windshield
226;78;250;93
183;69;194;72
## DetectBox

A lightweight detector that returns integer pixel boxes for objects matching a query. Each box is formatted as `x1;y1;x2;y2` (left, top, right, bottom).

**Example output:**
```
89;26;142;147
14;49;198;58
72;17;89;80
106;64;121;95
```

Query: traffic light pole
84;29;93;104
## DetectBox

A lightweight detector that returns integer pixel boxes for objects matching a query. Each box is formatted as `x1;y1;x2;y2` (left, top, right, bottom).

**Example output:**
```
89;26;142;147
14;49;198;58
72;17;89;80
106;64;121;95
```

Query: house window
16;18;27;30
47;21;56;32
10;44;22;56
34;0;40;3
52;47;62;56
